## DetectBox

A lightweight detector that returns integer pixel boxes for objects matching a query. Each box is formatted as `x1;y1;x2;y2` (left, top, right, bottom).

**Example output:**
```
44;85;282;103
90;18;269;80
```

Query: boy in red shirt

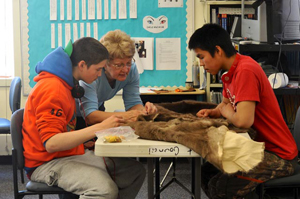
22;37;145;199
188;24;298;198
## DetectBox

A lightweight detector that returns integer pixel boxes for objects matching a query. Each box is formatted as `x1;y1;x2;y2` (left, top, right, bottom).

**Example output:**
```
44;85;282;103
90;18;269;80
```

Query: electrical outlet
158;0;183;8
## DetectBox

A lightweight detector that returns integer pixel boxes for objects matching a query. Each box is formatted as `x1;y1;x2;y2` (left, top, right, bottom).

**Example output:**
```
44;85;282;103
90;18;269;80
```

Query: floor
0;157;298;199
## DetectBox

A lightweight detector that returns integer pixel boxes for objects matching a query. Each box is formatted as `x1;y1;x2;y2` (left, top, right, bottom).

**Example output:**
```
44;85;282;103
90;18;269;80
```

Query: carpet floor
0;157;297;199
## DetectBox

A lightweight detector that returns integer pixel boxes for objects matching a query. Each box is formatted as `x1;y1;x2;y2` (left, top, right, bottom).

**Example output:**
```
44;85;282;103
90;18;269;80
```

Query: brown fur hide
126;100;261;173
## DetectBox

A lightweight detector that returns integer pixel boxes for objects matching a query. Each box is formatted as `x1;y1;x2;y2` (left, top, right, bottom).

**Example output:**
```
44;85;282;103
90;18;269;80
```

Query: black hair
70;37;109;68
188;23;236;58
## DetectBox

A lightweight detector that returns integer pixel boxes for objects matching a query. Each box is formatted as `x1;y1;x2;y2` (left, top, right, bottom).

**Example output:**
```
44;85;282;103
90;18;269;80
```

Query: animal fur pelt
126;100;265;174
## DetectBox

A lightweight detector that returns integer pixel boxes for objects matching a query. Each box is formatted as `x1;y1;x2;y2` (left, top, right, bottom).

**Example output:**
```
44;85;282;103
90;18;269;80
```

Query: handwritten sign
148;146;193;156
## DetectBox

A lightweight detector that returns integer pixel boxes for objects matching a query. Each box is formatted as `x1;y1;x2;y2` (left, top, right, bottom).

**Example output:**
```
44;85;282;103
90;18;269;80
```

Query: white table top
94;138;200;158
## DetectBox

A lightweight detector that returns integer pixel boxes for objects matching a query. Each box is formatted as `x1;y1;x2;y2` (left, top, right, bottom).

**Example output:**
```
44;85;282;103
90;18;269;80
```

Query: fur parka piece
126;100;265;174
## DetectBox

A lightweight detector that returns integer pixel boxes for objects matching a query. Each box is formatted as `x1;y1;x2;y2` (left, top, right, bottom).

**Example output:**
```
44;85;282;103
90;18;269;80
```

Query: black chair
11;108;71;199
257;106;300;199
0;77;21;134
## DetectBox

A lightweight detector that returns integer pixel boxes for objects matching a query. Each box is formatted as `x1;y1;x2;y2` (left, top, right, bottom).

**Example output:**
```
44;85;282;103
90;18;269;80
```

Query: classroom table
94;138;202;199
139;88;206;103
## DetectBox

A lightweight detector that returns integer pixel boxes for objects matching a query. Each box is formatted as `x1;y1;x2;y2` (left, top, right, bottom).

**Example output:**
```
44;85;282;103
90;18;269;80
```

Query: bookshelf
205;1;255;25
204;1;255;102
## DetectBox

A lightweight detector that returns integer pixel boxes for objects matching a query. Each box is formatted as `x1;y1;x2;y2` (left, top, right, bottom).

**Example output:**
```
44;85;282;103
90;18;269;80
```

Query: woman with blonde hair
76;30;157;129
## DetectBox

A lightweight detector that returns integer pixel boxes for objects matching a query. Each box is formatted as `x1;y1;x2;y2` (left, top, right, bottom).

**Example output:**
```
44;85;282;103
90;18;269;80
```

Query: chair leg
293;188;298;199
257;184;264;199
39;194;43;199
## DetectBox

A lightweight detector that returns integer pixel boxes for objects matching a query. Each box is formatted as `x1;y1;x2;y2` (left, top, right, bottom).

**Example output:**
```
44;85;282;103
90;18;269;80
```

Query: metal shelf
210;83;223;88
236;43;300;53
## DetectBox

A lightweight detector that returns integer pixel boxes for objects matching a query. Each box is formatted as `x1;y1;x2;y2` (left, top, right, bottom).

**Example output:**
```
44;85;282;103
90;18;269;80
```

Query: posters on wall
22;0;193;94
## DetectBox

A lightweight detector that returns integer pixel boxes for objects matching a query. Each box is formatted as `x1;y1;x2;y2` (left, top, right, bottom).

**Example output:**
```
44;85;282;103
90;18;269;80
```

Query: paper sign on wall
156;38;181;70
132;37;154;70
143;15;168;33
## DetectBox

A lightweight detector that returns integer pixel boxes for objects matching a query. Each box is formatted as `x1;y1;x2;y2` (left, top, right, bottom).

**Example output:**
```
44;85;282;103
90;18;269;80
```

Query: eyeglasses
107;59;135;70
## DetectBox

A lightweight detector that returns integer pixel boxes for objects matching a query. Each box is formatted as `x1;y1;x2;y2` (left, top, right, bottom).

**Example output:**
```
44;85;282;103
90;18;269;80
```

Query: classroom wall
0;0;206;155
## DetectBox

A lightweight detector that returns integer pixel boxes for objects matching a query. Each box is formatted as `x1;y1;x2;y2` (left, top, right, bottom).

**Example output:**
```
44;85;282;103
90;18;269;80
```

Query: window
0;0;14;77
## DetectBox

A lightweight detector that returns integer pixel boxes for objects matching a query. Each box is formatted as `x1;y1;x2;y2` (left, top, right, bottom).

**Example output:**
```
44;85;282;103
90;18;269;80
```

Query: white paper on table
111;0;117;19
73;23;78;41
139;88;155;94
86;23;91;37
50;0;57;20
58;23;62;47
75;0;79;20
80;23;85;38
129;0;137;18
88;0;95;20
93;22;98;40
132;37;154;70
104;0;109;19
97;0;102;19
51;24;55;48
119;0;127;19
65;23;71;46
82;0;87;20
60;0;64;20
156;38;181;70
67;0;72;20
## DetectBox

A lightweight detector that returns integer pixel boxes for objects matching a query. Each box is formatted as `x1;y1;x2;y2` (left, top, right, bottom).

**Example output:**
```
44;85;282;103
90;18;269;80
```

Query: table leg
148;158;154;199
192;158;202;199
155;158;160;199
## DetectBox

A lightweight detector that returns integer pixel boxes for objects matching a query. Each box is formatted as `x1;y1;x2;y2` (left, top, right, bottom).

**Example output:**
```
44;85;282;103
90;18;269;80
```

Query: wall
0;0;206;155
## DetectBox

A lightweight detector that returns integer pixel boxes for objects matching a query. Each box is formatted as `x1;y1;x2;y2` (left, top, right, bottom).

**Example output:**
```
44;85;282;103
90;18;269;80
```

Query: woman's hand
144;102;157;114
122;110;144;122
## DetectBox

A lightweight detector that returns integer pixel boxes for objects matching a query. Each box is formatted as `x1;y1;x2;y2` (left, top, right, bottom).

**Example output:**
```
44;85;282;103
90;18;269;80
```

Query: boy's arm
197;97;229;118
220;100;255;129
45;115;124;153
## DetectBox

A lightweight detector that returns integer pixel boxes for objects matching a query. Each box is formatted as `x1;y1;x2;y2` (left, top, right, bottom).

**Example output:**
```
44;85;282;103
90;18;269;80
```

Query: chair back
10;108;25;170
293;106;300;153
9;77;21;114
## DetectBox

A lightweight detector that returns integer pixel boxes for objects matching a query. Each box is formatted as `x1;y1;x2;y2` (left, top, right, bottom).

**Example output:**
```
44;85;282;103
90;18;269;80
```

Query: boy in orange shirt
22;37;145;199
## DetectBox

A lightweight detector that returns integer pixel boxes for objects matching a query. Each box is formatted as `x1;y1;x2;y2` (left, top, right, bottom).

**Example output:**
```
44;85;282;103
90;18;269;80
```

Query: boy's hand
196;109;212;117
100;115;125;128
84;141;95;149
196;109;220;118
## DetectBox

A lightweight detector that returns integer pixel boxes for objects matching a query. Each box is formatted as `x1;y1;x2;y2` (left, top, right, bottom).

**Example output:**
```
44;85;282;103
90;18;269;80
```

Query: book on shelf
230;16;241;39
222;14;227;30
211;8;217;24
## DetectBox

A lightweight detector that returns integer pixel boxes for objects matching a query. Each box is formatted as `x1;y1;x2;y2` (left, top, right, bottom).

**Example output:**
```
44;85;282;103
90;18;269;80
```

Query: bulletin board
20;0;195;95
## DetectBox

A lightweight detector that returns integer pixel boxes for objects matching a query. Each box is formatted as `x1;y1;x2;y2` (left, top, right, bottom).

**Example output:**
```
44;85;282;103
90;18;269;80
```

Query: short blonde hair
100;30;135;60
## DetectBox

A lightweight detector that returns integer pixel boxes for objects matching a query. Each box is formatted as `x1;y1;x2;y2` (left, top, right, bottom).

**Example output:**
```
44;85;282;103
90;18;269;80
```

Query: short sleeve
122;63;143;110
79;80;99;118
234;69;260;103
